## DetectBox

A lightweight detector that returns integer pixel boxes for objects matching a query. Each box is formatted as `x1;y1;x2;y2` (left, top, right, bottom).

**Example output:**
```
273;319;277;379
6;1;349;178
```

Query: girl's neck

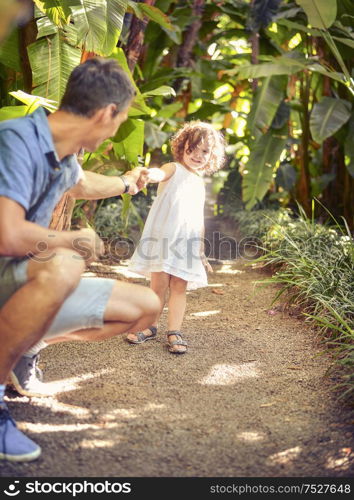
179;161;203;177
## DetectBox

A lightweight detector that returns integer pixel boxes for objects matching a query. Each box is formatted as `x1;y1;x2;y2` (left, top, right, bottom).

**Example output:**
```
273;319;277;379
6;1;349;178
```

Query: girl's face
182;139;211;172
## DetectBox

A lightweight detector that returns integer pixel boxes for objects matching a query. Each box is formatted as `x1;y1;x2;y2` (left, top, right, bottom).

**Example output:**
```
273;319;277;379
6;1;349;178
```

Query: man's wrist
120;175;130;194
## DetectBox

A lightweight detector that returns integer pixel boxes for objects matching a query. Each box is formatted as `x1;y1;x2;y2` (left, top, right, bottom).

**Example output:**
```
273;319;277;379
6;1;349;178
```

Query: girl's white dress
128;162;208;290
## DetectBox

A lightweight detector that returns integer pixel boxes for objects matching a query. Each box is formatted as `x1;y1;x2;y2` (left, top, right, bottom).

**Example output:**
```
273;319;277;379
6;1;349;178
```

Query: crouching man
0;58;160;462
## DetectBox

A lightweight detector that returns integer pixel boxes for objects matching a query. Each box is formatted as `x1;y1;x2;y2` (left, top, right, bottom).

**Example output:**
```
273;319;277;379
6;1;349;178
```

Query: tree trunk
19;14;37;93
49;51;97;231
296;71;311;215
50;194;76;231
173;0;205;110
125;0;156;73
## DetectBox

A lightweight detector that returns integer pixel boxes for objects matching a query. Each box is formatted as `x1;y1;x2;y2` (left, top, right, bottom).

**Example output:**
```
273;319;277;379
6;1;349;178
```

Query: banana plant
242;125;288;210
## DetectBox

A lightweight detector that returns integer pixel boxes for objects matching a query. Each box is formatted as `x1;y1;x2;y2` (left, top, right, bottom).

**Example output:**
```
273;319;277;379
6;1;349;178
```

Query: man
0;57;160;462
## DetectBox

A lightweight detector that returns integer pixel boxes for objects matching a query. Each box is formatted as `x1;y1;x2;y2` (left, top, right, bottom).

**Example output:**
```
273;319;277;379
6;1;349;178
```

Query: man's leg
47;279;160;343
0;248;85;384
10;278;160;396
0;248;85;462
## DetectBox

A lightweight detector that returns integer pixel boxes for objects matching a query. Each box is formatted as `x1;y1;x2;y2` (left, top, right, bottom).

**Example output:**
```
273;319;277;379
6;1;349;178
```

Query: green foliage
295;0;337;29
310;96;352;143
70;0;127;56
27;32;81;104
234;206;354;402
242;126;288;210
93;201;135;238
93;192;153;238
1;0;354;228
247;76;287;138
0;28;21;71
113;118;144;165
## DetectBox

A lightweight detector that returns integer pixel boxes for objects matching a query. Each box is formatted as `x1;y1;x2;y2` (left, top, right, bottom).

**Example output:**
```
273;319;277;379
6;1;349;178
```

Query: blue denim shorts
0;257;115;339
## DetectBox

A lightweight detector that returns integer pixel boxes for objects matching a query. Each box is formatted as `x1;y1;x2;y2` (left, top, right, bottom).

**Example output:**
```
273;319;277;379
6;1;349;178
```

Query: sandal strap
169;339;188;347
166;330;183;338
148;326;157;336
135;332;147;342
135;327;157;342
166;331;188;347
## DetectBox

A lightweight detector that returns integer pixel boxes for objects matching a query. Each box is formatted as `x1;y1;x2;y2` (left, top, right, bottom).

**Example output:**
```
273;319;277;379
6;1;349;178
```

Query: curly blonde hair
170;121;226;175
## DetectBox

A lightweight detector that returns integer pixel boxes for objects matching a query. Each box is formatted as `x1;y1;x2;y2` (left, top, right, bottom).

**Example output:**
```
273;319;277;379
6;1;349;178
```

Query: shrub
231;207;354;403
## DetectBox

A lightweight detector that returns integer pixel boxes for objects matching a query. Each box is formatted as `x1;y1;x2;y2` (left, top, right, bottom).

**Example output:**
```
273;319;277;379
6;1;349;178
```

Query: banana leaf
247;75;287;138
70;0;127;56
0;28;21;71
310;96;352;143
27;33;81;104
113;118;144;165
296;0;337;29
242;127;288;210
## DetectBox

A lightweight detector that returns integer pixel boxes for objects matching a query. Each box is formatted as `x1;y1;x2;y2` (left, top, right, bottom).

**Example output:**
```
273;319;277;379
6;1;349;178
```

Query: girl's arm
200;225;213;273
146;162;176;183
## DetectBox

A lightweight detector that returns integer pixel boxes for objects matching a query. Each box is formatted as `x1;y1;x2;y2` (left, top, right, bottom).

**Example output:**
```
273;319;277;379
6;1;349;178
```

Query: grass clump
232;205;354;403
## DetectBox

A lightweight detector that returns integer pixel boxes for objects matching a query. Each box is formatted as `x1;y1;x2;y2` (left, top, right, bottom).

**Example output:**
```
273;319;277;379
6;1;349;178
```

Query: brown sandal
166;331;188;354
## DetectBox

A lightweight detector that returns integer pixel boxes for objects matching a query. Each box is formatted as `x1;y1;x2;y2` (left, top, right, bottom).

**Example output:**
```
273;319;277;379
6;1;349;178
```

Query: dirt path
2;229;354;477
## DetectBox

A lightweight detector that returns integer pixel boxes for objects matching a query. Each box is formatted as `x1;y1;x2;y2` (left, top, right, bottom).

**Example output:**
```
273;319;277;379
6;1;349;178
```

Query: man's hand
124;167;149;195
72;228;105;265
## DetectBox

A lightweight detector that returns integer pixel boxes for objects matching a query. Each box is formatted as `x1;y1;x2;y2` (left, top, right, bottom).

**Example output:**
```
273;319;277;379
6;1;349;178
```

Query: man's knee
142;288;160;316
28;248;85;293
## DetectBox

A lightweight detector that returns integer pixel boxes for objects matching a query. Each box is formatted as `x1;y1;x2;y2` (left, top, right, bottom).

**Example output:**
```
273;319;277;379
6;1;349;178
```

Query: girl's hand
202;255;213;273
124;167;149;193
205;261;213;273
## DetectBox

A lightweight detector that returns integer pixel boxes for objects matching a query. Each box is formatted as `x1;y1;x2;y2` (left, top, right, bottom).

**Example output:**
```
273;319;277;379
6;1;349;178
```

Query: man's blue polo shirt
0;107;82;228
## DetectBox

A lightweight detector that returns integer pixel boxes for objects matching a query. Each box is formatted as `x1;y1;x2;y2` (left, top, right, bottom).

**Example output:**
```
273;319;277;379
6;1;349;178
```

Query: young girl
127;121;226;353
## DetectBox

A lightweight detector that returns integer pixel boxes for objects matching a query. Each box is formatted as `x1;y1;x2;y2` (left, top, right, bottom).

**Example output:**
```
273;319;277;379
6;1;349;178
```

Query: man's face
83;104;130;152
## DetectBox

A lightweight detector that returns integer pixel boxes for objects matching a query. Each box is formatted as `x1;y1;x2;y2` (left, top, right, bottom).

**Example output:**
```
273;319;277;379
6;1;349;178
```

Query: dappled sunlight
216;264;244;275
20;421;119;434
237;431;266;442
80;439;116;449
190;310;221;318
99;408;138;421
142;403;165;412
105;264;145;280
199;362;259;385
206;283;224;287
325;448;354;472
98;402;166;423
41;368;115;395
30;398;91;419
267;446;302;466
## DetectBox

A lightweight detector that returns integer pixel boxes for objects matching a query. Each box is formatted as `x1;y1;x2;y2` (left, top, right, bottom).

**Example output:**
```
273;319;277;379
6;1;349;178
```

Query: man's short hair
60;57;136;117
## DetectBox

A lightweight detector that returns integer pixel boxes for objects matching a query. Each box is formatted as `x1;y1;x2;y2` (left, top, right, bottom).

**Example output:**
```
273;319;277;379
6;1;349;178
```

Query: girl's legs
126;271;170;342
167;275;188;353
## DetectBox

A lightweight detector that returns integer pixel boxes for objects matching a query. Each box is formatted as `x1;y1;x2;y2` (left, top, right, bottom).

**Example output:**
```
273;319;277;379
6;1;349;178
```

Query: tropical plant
233;204;354;402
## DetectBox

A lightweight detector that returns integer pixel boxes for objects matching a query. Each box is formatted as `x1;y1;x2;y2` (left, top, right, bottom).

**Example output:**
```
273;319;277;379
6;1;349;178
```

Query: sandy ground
1;218;354;476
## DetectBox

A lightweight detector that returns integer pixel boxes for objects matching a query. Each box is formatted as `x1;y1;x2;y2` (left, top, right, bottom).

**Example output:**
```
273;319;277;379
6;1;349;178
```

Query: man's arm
0;197;103;261
67;167;148;199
